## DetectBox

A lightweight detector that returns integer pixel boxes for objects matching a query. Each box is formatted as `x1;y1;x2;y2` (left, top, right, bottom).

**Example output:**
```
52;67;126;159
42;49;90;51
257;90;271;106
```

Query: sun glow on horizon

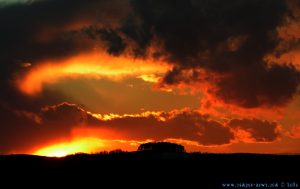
34;138;106;157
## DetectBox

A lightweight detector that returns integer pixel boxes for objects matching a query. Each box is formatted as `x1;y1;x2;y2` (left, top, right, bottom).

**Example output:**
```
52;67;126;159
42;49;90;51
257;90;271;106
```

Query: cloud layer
0;102;283;153
2;0;299;109
74;0;300;109
0;0;300;154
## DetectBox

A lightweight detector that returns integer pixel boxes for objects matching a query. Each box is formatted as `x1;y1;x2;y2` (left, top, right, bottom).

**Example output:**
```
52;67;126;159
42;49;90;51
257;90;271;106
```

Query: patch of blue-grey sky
0;0;37;7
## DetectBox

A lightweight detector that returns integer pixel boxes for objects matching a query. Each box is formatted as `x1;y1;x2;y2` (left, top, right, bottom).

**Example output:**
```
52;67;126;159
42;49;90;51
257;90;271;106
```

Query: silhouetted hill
138;141;185;152
1;151;299;188
0;142;299;186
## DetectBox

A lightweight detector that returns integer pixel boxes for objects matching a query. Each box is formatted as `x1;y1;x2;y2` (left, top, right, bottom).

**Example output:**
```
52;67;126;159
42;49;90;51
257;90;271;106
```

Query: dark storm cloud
214;64;300;108
96;0;300;108
0;0;130;79
88;110;234;146
0;81;69;112
1;0;299;109
123;0;286;65
0;102;235;153
0;102;286;153
83;27;127;55
0;102;87;153
40;102;87;128
0;0;130;138
228;118;280;142
88;108;282;144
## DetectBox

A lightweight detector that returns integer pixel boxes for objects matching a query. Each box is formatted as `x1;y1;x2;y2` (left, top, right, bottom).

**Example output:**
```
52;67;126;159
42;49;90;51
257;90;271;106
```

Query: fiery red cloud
4;102;292;156
17;52;171;95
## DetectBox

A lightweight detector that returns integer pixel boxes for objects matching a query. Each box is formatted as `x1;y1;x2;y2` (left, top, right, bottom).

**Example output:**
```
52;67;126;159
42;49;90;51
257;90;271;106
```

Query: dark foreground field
1;152;300;188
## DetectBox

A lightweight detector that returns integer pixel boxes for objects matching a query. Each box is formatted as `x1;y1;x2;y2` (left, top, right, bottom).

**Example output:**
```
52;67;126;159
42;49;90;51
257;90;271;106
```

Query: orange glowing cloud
289;125;300;138
88;111;166;121
137;74;161;83
17;52;171;95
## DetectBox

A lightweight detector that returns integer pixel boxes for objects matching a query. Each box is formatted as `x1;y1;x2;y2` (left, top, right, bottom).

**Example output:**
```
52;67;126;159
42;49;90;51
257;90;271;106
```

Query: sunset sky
1;0;300;156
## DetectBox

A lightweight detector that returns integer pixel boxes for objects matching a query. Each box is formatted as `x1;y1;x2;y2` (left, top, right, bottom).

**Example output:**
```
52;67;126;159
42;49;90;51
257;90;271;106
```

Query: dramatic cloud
2;0;300;108
289;125;300;138
94;0;300;108
88;109;234;146
40;102;87;128
0;102;101;154
1;102;287;154
17;52;170;95
0;0;130;80
228;118;281;142
0;0;132;127
0;102;233;153
213;64;300;108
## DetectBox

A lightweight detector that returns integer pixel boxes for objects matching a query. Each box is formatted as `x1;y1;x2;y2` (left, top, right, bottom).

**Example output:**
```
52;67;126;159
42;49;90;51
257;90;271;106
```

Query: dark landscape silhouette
1;142;299;188
138;142;185;152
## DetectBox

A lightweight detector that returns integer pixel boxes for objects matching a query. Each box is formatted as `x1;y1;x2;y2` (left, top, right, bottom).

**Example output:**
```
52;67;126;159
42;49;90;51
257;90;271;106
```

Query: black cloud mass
106;0;300;108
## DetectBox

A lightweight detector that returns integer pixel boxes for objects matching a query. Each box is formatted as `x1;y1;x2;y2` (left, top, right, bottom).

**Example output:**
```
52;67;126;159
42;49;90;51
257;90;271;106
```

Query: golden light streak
88;108;196;122
137;74;161;83
89;111;166;121
18;52;171;95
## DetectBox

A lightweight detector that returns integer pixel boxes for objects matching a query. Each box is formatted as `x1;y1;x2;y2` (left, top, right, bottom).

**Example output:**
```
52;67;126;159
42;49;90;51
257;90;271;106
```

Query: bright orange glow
137;74;161;83
34;138;105;157
88;111;166;121
33;136;155;157
290;125;300;138
18;52;171;95
232;129;256;143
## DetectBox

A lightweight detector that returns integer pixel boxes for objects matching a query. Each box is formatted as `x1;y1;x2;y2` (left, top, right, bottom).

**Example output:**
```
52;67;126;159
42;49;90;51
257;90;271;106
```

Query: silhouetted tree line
138;142;185;153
